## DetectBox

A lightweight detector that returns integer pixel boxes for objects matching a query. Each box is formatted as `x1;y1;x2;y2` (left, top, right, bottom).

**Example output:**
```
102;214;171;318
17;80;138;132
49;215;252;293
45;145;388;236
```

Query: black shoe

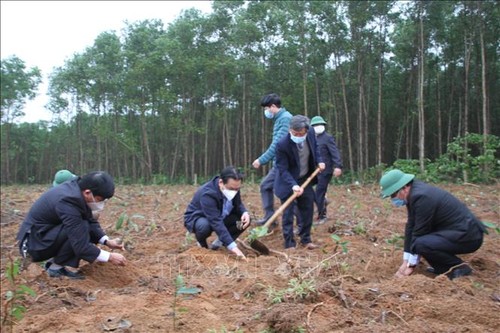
47;267;85;280
446;265;472;280
426;266;436;274
210;238;223;250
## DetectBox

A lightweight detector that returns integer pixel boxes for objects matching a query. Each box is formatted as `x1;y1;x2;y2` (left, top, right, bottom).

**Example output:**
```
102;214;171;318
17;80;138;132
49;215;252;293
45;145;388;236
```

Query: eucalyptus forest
1;0;499;185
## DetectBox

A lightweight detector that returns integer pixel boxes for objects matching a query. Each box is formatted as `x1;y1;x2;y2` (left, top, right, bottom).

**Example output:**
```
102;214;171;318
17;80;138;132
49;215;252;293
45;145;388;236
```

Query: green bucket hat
310;116;327;126
379;169;415;198
53;169;77;187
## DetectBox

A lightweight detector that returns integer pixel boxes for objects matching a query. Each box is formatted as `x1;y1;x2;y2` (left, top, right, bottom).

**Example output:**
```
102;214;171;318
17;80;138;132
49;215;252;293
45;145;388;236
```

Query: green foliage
2;258;36;328
482;221;500;235
115;213;144;251
172;274;201;331
352;221;367;235
247;226;269;242
384;233;404;255
266;278;316;304
330;234;349;253
389;134;500;184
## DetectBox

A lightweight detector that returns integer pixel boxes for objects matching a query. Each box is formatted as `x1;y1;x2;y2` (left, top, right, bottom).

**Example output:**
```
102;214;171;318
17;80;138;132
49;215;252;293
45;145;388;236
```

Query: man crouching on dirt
16;171;127;280
379;169;486;280
184;166;250;259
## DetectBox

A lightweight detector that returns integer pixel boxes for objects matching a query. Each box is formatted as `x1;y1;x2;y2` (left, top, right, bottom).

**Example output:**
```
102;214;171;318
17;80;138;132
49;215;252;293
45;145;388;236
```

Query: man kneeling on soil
17;171;127;280
184;166;250;259
379;169;486;280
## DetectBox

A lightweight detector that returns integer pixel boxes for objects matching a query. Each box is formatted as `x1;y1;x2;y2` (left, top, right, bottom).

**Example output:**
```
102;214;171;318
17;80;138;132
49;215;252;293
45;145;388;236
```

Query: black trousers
412;233;483;274
27;222;102;268
314;172;332;218
193;213;246;248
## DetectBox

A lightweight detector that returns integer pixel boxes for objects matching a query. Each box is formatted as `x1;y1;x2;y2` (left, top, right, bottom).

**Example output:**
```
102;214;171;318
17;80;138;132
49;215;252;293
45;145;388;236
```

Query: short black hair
260;93;281;108
78;171;115;199
220;166;244;184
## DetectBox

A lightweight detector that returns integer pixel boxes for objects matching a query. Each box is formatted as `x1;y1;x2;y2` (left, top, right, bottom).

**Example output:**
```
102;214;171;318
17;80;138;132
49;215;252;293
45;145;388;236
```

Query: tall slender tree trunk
338;66;354;172
480;27;489;140
436;72;442;156
418;6;425;172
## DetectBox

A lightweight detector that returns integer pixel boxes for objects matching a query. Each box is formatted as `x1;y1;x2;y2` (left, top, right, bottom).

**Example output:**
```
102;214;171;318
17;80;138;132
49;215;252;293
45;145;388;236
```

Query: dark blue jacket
315;131;343;173
16;179;104;262
404;180;486;254
184;176;247;247
274;127;323;201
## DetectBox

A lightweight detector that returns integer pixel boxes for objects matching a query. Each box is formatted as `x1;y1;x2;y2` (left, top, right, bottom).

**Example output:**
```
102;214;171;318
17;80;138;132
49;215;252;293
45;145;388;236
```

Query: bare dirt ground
1;182;499;333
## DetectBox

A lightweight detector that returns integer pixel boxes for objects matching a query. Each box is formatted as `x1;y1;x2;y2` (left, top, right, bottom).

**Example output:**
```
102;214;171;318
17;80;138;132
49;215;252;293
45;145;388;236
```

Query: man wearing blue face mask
274;115;325;250
380;169;486;280
252;93;293;229
184;166;250;259
16;171;127;279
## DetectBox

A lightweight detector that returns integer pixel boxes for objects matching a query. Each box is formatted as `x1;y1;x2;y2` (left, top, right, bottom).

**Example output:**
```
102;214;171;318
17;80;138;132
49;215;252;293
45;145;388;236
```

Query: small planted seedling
482;221;500;235
2;257;36;330
331;234;349;253
172;274;201;331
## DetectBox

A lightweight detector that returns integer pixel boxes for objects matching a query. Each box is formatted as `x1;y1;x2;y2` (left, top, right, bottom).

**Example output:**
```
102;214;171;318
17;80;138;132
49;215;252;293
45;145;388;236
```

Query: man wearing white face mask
17;171;126;279
380;169;486;280
184;166;250;259
310;116;343;225
274;115;325;250
252;93;293;229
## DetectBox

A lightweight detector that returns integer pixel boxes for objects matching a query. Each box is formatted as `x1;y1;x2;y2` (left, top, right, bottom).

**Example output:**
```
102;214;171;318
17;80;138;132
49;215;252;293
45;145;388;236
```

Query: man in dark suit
310;116;343;224
380;169;486;280
17;171;127;279
184;166;250;259
274;115;325;249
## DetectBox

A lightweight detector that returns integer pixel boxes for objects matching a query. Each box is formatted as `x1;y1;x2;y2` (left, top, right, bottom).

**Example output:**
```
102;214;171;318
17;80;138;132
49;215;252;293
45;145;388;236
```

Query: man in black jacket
17;171;127;279
310;116;343;225
380;169;486;280
274;115;325;249
184;166;250;259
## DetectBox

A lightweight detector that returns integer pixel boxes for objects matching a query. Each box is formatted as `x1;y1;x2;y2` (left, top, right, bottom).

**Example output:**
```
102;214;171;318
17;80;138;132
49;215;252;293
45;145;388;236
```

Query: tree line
1;0;499;185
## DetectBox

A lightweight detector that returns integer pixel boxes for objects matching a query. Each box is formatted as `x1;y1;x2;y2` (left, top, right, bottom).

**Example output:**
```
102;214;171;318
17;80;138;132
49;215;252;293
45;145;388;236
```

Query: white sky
1;0;213;123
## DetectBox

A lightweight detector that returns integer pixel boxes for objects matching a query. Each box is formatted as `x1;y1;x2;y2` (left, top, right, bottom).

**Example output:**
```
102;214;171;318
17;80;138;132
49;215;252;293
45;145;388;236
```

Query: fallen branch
379;310;409;326
440;262;470;277
300;253;339;279
306;302;324;330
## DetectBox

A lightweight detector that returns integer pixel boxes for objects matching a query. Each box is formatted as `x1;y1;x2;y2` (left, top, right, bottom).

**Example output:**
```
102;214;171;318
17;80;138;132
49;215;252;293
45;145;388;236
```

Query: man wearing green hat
379;169;486;280
310;116;343;225
53;169;77;187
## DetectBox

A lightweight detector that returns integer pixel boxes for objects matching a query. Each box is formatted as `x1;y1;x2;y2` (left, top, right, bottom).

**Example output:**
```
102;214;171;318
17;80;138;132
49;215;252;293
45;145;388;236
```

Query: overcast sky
1;1;213;123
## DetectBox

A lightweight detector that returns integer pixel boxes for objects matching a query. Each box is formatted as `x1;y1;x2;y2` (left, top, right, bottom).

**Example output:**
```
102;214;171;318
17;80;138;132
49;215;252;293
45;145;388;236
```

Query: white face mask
222;187;238;201
314;125;325;134
87;193;105;213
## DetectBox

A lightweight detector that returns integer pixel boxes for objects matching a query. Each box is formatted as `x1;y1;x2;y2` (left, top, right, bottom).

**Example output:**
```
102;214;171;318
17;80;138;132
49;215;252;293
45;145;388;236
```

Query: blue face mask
290;135;306;144
391;198;407;208
264;109;274;119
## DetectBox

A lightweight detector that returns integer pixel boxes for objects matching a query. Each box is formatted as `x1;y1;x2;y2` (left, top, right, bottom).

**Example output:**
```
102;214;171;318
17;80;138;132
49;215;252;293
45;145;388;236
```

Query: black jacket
184;176;247;247
16;179;104;262
315;131;343;173
404;180;486;254
274;127;323;201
